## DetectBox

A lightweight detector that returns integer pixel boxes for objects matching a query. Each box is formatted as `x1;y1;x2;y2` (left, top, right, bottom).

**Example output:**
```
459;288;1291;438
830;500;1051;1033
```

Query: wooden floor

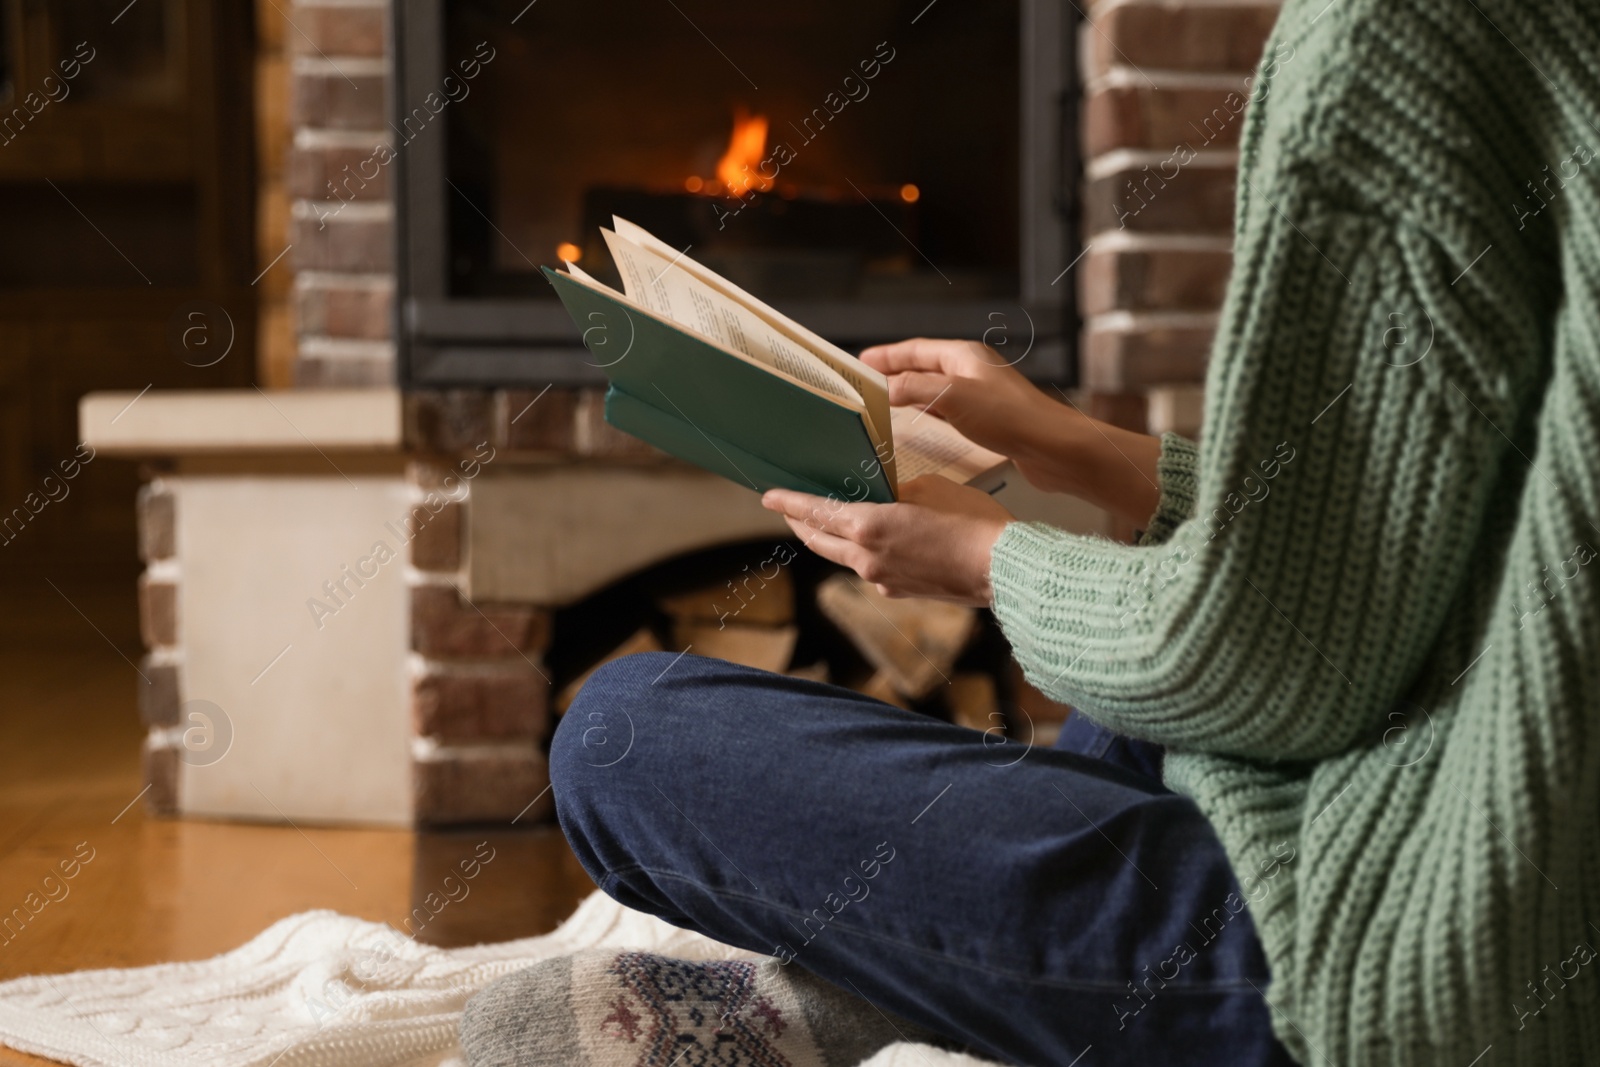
0;570;597;1066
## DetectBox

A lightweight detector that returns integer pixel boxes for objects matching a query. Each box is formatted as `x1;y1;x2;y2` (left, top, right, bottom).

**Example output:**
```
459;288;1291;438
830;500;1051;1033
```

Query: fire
714;108;773;197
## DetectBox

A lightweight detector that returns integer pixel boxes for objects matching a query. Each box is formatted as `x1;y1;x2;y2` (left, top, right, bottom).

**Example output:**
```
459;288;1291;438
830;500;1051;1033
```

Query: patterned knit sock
460;949;939;1067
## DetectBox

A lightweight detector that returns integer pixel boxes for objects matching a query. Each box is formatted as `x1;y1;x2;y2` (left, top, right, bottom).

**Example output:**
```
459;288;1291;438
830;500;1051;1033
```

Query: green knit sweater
990;0;1600;1063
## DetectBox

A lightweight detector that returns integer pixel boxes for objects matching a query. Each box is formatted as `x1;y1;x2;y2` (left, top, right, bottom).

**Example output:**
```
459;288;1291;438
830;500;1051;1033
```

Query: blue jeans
552;652;1297;1067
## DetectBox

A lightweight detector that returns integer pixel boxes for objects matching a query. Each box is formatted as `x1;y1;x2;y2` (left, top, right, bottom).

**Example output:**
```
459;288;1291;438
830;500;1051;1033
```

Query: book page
554;264;863;418
600;230;862;409
610;217;898;489
889;407;1010;488
563;259;606;286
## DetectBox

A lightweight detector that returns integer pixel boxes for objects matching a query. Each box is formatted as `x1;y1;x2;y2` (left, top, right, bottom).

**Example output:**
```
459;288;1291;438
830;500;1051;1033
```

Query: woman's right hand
860;337;1165;526
860;337;1073;492
864;337;1088;495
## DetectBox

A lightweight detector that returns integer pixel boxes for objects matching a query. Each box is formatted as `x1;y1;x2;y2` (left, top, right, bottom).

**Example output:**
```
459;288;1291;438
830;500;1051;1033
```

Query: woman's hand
860;338;1061;482
861;337;1165;529
761;476;1013;606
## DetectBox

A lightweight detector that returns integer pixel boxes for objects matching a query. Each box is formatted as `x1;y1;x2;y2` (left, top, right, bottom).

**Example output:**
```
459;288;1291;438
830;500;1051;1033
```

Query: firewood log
554;627;662;712
816;574;975;699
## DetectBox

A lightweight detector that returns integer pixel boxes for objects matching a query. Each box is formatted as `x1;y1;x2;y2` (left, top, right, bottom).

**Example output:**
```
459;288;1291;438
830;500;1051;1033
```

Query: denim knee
551;651;699;899
551;651;682;789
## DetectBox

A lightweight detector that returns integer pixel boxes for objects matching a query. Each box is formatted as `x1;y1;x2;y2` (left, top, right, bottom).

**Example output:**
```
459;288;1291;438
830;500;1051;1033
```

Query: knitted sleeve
991;194;1540;762
1135;433;1201;547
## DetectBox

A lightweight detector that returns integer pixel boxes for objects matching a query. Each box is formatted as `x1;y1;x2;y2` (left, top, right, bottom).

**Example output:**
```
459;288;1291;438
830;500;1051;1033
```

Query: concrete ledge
1082;312;1216;391
469;466;791;606
80;387;403;454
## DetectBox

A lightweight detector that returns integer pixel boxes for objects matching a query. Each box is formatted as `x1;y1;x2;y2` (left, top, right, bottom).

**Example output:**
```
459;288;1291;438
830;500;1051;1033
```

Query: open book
543;218;1010;504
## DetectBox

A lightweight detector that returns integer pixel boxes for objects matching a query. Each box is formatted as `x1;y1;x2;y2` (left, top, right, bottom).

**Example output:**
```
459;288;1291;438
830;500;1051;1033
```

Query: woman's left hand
761;476;1013;606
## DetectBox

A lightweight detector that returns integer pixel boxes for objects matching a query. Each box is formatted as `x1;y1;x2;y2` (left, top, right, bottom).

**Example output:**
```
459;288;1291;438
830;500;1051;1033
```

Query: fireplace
394;0;1080;387
87;0;1262;829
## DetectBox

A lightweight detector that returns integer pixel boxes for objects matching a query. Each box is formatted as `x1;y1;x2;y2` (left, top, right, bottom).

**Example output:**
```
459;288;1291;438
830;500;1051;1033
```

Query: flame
715;109;773;197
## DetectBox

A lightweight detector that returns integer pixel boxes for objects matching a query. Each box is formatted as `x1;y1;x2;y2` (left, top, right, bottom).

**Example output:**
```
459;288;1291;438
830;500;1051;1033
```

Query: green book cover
544;266;896;503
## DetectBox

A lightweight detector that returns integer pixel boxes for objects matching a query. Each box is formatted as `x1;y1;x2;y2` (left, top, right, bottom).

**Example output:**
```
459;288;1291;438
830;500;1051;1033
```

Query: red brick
1087;392;1151;435
1087;3;1281;77
1082;320;1214;391
142;741;179;817
291;206;393;273
138;575;178;648
291;63;387;130
138;657;181;728
409;501;462;571
136;483;175;562
405;391;494;453
1086;85;1253;155
296;276;393;339
574;389;667;460
1085;166;1235;236
411;585;552;659
1082;245;1233;315
288;139;393;202
408;460;472;493
413;749;551;826
293;350;394;387
412;665;547;742
287;5;387;57
496;388;579;453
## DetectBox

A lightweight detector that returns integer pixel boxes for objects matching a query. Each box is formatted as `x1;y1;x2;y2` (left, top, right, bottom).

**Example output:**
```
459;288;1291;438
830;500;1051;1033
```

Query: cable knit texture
991;0;1600;1063
0;893;997;1067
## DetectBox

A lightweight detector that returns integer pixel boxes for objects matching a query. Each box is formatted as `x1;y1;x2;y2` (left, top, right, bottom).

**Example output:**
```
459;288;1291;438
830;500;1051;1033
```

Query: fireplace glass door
396;0;1076;385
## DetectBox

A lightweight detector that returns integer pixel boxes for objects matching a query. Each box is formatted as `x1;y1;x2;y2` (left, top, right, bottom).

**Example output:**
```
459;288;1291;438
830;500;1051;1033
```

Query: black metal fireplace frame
392;1;1081;388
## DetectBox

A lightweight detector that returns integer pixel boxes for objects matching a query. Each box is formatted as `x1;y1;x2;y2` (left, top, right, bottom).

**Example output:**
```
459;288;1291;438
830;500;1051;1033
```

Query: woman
465;0;1598;1063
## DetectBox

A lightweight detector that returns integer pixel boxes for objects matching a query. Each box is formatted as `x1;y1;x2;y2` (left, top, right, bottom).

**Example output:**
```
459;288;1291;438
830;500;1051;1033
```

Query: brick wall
400;389;658;827
396;389;659;823
253;0;396;388
1078;0;1281;436
405;459;554;825
135;481;182;814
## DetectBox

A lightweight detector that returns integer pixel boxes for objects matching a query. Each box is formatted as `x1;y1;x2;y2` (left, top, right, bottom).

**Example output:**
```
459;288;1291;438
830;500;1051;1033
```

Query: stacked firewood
551;552;1072;742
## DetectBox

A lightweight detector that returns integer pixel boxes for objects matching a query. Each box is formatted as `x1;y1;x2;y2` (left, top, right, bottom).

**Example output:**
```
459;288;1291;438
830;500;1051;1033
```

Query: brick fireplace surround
83;0;1280;827
89;383;812;826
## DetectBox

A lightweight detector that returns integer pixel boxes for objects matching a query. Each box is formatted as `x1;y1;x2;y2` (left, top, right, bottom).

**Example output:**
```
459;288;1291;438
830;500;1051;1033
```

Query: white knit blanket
0;891;997;1067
